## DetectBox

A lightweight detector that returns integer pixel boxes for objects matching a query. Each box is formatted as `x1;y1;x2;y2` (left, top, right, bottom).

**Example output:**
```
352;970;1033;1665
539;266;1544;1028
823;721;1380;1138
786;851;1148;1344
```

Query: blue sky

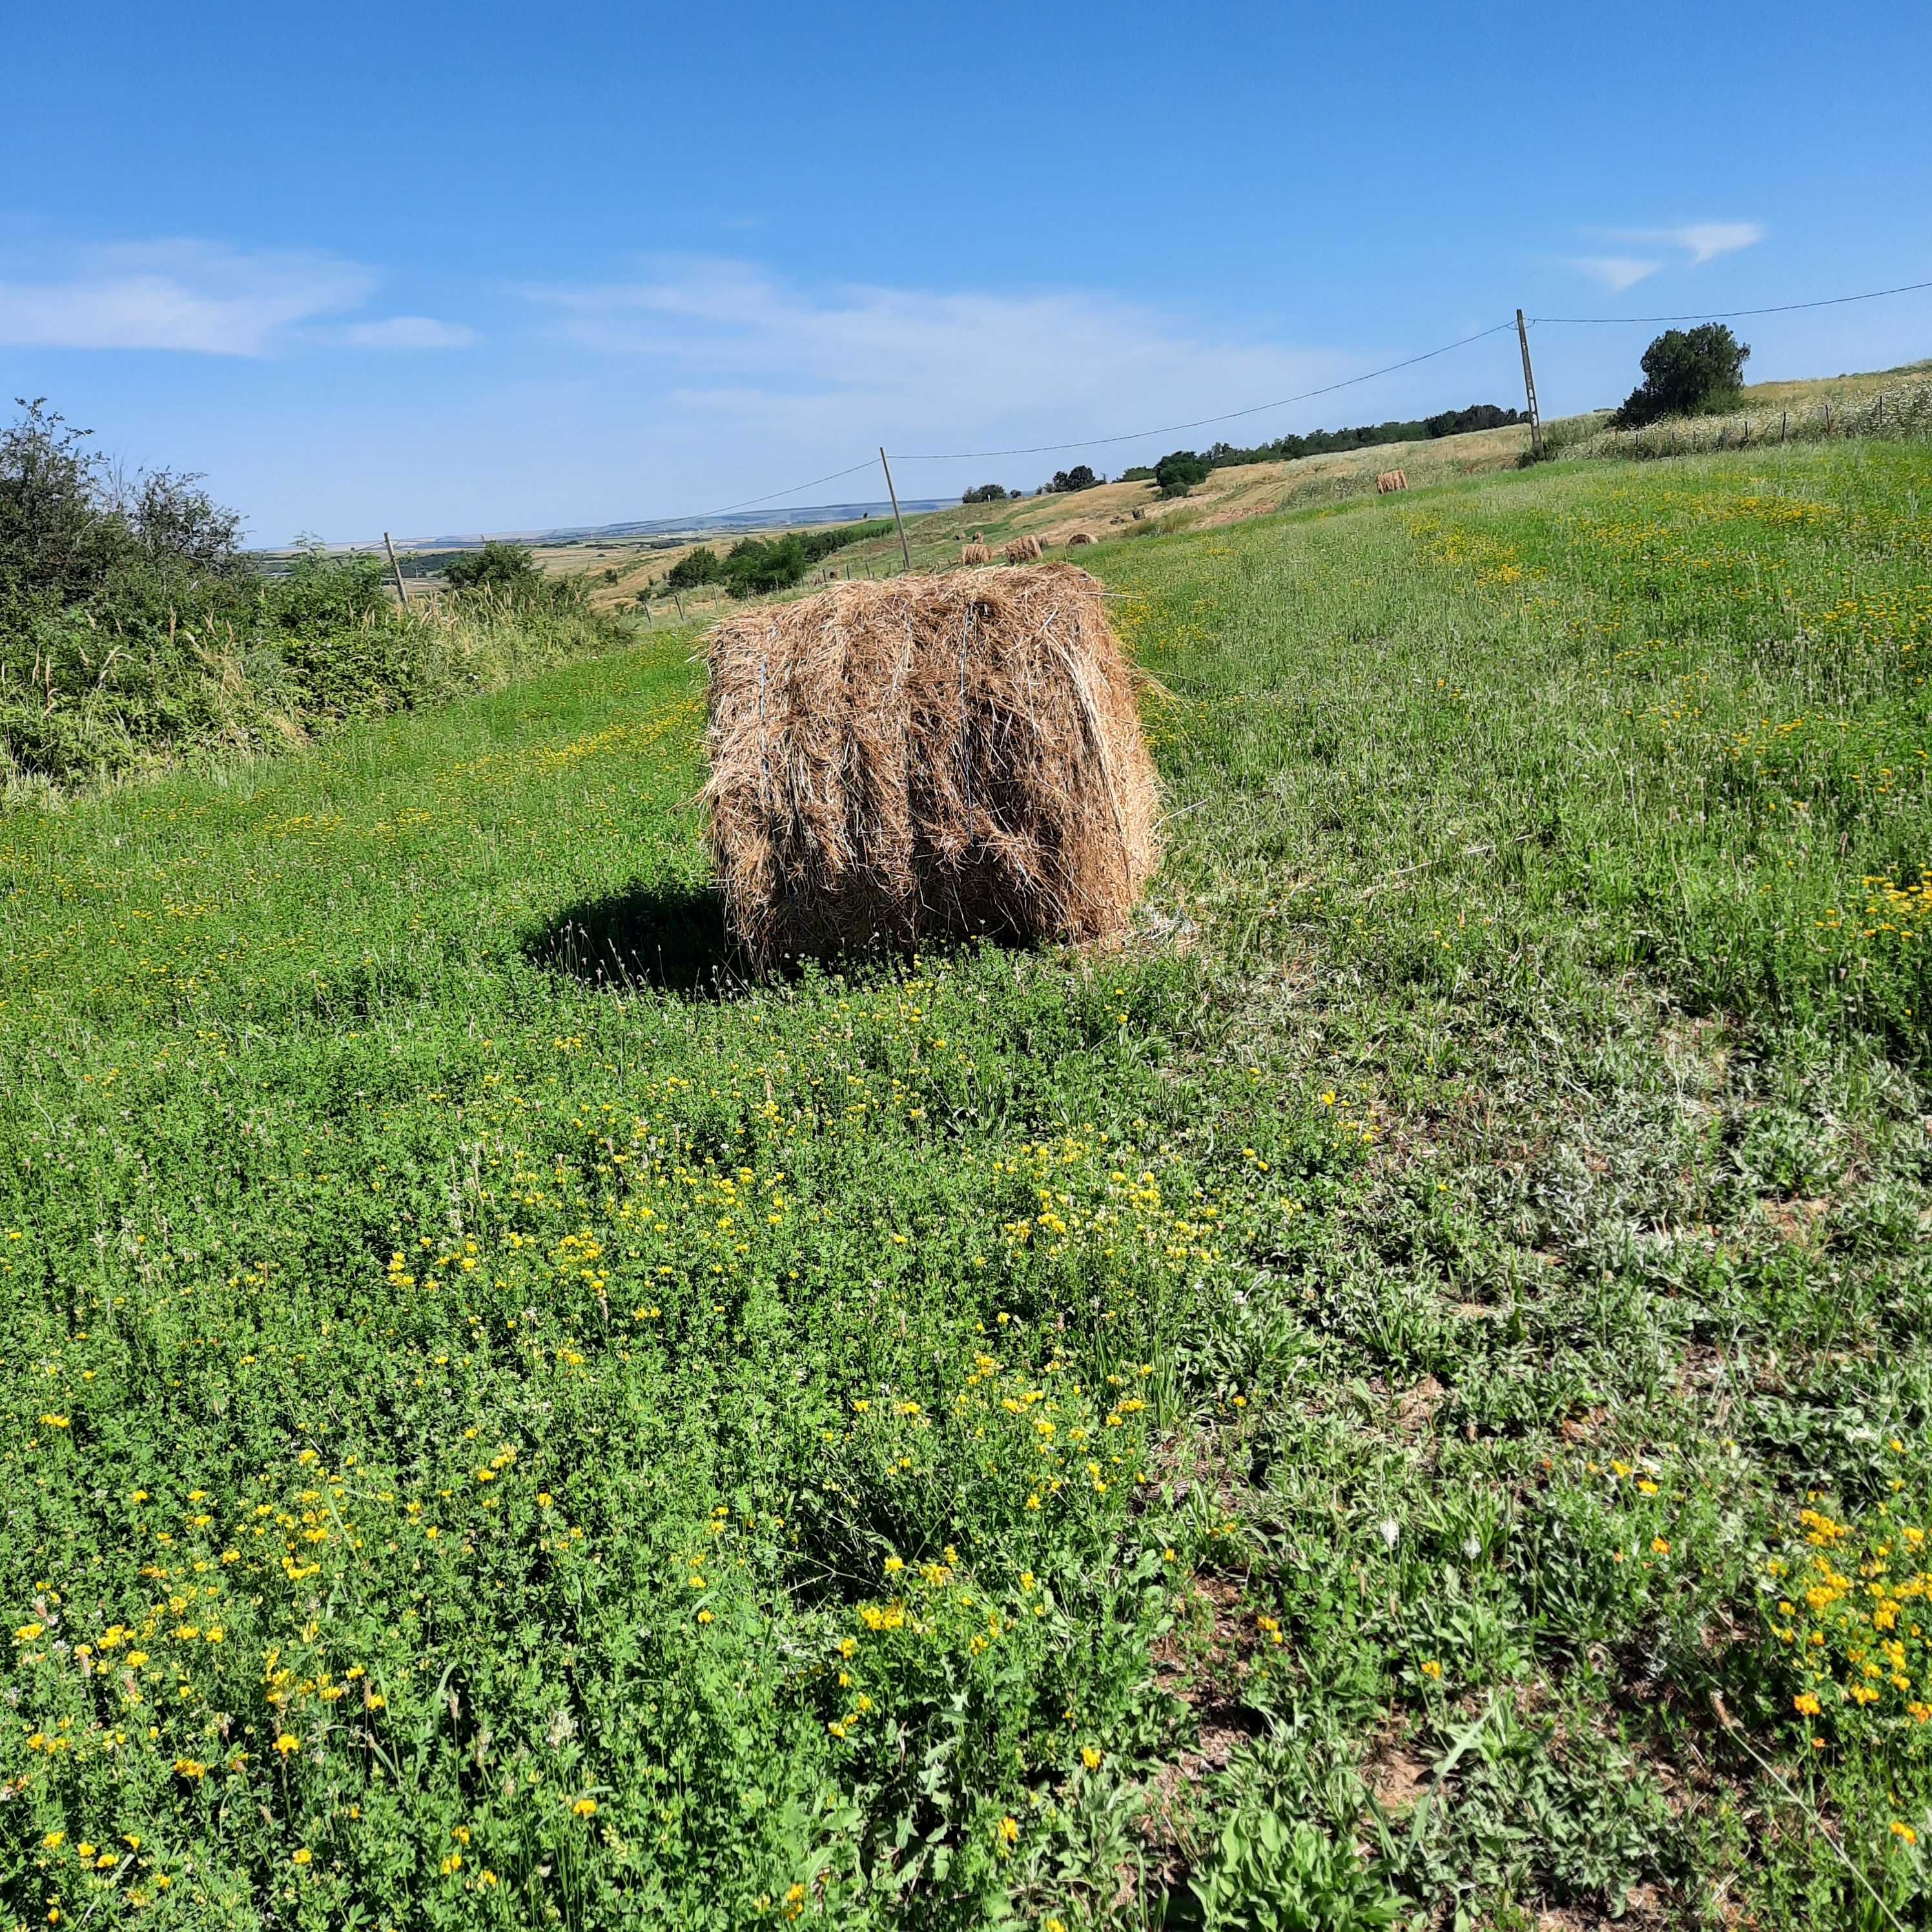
5;0;1928;544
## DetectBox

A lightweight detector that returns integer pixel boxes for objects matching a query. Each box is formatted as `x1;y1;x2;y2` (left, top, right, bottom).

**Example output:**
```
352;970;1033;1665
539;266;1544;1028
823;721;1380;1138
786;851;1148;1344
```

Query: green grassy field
4;438;1930;1929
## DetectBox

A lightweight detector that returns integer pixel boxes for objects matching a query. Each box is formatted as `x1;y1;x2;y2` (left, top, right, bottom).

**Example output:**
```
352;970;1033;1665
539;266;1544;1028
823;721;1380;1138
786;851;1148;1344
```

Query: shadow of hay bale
521;880;746;1000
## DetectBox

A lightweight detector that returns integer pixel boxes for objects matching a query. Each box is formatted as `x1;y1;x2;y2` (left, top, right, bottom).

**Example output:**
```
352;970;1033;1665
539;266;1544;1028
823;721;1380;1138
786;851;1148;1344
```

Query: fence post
383;532;411;609
1782;410;1788;443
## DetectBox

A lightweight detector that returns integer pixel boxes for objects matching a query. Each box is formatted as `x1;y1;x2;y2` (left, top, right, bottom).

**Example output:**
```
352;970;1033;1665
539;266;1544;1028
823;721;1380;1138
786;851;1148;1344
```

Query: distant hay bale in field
1003;534;1043;563
1065;531;1095;547
702;564;1160;966
1375;469;1408;494
960;542;991;564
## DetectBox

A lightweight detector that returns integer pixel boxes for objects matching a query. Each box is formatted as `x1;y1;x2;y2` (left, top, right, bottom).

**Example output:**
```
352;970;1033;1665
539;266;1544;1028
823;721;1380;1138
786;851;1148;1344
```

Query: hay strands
701;564;1161;967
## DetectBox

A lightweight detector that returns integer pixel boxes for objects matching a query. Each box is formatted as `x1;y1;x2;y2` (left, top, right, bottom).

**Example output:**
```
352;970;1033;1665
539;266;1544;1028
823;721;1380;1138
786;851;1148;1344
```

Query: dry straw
960;542;991;565
702;564;1160;967
1004;535;1043;563
1065;531;1095;547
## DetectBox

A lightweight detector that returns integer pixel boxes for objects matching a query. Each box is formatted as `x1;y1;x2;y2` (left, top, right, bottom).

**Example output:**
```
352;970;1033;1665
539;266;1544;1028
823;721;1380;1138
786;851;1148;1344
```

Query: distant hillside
398;498;952;554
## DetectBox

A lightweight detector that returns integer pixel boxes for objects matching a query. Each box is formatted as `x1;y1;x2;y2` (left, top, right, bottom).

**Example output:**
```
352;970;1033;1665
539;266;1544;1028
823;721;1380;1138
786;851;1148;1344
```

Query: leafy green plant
1155;451;1211;498
1189;1811;1403;1932
666;544;724;591
724;532;812;596
442;540;544;596
1614;323;1751;427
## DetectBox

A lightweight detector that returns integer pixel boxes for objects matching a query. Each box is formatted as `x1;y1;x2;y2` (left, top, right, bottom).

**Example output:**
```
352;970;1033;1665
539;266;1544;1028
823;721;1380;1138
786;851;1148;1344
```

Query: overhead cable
897;322;1517;461
1532;276;1932;325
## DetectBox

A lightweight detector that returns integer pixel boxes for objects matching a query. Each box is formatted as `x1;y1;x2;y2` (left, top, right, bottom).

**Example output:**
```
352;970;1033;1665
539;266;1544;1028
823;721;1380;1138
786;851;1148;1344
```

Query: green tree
722;533;810;598
961;483;1008;504
2;397;248;622
665;546;724;592
1614;324;1751;429
442;541;542;595
0;398;114;607
1155;450;1211;498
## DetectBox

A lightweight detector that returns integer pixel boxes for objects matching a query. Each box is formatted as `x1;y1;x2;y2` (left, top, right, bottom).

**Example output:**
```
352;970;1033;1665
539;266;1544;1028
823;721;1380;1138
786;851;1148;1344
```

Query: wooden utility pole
383;531;412;608
1514;310;1543;456
879;447;913;572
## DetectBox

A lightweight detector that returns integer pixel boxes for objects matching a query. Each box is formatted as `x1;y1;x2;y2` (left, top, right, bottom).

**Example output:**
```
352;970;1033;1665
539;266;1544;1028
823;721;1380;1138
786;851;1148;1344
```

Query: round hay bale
1003;534;1043;564
1065;531;1094;547
960;542;991;565
703;565;1160;965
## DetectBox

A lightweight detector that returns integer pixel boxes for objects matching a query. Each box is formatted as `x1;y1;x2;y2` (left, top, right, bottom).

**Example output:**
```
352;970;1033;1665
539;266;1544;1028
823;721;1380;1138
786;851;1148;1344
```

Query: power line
692;457;879;520
898;322;1517;461
1532;276;1932;325
601;270;1932;532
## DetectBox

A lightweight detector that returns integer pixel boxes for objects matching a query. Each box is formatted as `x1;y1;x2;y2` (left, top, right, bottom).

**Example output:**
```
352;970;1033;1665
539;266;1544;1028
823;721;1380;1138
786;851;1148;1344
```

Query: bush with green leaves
442;540;544;597
0;402;630;792
1;397;249;617
1155;451;1211;498
724;533;812;597
666;544;725;591
1614;324;1751;428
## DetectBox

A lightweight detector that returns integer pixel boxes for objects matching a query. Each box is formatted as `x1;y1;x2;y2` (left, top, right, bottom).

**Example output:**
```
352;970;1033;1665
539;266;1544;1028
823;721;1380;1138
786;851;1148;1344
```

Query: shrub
0;399;630;793
442;541;542;596
1;398;247;617
666;546;724;591
721;533;810;598
1516;415;1596;468
1614;324;1751;429
263;542;389;632
1155;450;1211;498
121;466;247;575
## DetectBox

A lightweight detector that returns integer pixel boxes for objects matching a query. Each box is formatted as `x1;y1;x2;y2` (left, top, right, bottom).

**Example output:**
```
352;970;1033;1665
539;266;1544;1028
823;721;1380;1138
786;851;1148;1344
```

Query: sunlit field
4;438;1929;1929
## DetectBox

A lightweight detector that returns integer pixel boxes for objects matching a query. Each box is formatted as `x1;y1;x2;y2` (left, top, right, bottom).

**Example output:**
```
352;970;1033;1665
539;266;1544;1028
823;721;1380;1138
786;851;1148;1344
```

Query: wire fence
1554;376;1932;464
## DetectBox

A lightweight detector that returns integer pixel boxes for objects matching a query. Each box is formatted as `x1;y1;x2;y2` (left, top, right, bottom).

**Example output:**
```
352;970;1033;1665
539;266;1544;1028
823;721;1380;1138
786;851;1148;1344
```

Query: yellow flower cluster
1765;1494;1932;1734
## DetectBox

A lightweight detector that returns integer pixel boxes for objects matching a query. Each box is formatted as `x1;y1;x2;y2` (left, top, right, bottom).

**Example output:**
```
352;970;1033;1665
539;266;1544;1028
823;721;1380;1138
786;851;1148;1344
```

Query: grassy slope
556;429;1537;618
566;361;1932;621
3;439;1931;1928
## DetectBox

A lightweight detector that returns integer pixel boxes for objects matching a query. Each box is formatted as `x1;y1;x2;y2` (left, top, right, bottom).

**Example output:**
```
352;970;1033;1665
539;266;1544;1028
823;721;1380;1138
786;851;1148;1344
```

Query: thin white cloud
1601;221;1767;266
0;239;480;356
1570;256;1662;292
519;256;1358;454
0;240;374;355
342;315;478;349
